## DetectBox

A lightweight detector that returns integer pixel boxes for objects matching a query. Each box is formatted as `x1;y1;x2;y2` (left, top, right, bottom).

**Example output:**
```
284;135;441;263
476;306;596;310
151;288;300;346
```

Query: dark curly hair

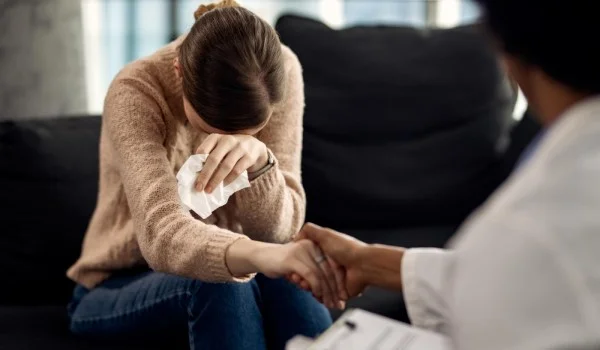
475;0;599;93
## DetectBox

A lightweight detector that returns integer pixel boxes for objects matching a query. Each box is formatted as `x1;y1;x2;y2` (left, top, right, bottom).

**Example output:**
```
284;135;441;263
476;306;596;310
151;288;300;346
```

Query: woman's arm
234;47;306;243
104;73;251;283
224;237;343;308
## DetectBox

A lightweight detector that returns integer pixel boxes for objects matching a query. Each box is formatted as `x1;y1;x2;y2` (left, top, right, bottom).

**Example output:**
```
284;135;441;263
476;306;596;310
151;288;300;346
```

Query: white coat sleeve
402;248;456;335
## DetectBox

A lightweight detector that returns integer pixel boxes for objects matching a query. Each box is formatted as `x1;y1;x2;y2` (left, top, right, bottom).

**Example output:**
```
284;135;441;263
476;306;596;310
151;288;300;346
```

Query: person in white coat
292;0;600;348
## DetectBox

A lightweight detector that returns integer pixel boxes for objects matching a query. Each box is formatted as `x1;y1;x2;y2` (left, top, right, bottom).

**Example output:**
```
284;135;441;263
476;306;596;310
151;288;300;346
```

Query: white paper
287;309;450;350
176;154;250;219
286;336;315;350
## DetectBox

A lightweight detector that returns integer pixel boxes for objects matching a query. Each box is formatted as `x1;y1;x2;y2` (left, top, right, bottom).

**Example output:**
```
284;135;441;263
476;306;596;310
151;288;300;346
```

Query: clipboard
287;309;450;350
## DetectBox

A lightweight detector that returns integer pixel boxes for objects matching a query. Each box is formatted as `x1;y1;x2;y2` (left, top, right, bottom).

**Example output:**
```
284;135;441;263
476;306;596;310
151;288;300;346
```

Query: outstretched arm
295;223;456;333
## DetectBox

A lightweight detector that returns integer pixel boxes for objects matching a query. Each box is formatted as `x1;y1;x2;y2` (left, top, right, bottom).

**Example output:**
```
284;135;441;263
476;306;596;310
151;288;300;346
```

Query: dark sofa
0;15;540;350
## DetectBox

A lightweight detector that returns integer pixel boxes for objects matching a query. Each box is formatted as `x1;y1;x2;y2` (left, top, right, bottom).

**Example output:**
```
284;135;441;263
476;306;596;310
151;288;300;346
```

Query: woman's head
175;0;286;135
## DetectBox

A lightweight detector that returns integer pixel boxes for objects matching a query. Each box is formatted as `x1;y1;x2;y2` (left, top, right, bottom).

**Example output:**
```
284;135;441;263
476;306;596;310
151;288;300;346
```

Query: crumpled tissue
176;154;250;219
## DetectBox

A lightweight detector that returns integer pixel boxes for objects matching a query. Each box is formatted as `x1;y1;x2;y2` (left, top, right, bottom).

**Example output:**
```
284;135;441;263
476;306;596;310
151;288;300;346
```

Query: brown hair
179;0;286;132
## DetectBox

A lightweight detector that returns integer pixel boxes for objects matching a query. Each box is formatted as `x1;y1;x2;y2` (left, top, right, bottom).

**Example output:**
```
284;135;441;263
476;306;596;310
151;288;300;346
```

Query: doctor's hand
195;134;269;193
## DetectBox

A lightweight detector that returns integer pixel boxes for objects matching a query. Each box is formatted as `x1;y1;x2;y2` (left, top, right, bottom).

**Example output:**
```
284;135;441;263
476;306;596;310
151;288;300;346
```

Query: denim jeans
68;271;331;350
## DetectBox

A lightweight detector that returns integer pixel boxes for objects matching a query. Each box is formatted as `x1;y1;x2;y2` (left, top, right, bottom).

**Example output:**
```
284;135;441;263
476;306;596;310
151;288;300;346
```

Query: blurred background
0;0;494;120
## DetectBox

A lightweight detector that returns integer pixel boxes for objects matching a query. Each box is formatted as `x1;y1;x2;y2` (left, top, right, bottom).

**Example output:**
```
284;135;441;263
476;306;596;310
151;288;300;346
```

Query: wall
0;0;87;121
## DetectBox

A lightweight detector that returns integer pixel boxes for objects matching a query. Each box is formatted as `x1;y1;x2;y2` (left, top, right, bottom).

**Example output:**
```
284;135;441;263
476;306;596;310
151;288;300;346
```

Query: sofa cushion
0;116;101;304
276;15;516;230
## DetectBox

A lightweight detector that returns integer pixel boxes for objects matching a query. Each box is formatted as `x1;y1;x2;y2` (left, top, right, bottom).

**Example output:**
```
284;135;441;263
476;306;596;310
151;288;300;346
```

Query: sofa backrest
0;116;101;304
276;15;517;230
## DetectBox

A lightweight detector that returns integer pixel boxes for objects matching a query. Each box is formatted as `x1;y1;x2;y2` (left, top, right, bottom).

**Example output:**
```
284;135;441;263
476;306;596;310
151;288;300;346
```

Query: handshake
257;223;405;310
286;223;368;310
228;223;405;309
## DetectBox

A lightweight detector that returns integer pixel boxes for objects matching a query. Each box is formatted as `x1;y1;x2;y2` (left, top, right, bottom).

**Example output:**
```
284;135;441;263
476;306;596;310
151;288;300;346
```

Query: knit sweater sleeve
234;47;306;243
104;73;252;283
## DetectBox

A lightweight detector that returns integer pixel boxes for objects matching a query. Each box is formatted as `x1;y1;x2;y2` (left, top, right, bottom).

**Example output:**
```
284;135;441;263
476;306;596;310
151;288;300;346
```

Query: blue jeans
68;271;331;350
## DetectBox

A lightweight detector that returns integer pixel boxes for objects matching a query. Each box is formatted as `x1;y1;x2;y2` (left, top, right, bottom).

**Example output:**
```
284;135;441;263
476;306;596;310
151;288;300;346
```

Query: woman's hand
195;134;269;193
226;239;345;309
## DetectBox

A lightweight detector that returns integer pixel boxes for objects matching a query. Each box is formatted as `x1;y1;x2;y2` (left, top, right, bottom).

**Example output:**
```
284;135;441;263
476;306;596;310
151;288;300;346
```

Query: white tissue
176;154;250;219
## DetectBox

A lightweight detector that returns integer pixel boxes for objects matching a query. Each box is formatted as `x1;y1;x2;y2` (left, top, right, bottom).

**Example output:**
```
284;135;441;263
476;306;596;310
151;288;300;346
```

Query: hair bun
194;0;240;21
194;4;216;20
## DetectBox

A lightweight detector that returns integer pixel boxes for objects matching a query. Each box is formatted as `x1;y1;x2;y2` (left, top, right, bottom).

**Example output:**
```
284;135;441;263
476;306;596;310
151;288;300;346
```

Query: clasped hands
286;223;371;310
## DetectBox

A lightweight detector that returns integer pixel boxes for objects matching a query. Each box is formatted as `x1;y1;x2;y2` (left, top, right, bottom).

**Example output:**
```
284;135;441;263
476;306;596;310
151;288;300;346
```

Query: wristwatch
249;149;275;181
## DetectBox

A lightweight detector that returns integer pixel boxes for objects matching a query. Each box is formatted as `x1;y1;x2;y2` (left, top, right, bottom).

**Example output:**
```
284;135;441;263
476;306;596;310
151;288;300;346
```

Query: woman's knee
256;274;328;312
254;274;331;339
69;273;261;335
186;278;260;313
255;273;305;296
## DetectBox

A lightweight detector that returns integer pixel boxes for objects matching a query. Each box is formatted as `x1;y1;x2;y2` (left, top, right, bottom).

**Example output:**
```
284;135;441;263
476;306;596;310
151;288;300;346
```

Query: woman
66;1;342;349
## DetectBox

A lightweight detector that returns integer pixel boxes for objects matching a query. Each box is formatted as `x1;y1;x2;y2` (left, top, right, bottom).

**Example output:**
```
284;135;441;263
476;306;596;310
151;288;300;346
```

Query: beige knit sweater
67;37;306;289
